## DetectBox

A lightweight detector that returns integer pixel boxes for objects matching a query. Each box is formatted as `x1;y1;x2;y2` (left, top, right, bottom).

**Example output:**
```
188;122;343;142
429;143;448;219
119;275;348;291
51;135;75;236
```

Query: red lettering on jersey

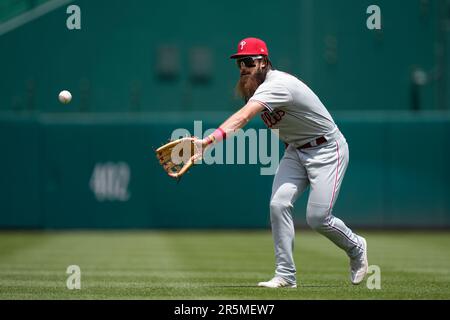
276;110;286;118
261;112;272;128
260;110;286;128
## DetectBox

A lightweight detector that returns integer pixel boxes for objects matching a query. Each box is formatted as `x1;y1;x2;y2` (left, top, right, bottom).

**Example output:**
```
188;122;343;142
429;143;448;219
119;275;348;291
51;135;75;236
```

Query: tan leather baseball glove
155;137;203;180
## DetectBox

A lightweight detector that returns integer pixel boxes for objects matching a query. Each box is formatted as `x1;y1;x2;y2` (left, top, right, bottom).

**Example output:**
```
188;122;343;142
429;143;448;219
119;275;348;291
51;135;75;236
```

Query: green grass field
0;230;449;299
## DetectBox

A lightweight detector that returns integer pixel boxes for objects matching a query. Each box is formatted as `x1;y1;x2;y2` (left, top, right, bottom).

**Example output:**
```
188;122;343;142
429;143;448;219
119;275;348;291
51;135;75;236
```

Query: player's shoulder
269;69;297;79
266;69;302;85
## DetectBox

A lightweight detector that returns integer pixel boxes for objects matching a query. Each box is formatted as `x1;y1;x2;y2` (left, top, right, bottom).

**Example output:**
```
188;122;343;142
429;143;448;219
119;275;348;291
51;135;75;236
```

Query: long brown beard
235;68;268;102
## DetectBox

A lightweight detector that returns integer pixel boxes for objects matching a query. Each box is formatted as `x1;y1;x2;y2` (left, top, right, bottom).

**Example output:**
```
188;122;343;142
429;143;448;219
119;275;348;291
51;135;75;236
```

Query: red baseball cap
230;37;269;59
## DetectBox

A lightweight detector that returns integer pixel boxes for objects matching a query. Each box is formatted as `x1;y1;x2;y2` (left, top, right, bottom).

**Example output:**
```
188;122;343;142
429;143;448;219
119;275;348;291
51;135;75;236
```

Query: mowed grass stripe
0;231;449;299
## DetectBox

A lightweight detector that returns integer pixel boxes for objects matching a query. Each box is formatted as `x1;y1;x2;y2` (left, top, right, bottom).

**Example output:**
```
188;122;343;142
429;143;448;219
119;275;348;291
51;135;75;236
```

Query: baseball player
194;37;368;288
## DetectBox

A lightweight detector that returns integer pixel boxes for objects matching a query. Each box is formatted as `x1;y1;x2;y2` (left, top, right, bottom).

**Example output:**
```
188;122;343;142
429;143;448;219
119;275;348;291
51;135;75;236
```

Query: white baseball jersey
249;70;363;286
249;69;338;147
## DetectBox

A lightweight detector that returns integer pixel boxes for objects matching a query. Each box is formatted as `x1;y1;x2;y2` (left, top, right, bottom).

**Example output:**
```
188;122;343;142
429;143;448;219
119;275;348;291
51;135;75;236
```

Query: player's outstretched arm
196;100;265;149
156;101;265;179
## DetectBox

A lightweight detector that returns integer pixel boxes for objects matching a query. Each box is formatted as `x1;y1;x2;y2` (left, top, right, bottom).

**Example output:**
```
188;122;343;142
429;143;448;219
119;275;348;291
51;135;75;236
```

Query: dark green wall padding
1;0;449;228
1;112;449;229
0;0;447;113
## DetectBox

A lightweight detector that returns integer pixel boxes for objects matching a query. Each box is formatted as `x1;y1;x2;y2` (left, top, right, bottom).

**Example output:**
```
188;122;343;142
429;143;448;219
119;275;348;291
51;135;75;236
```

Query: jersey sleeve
249;81;293;112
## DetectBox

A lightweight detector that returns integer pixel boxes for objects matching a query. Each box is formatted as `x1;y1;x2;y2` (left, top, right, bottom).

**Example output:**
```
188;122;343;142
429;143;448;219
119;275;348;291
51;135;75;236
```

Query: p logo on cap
231;37;269;59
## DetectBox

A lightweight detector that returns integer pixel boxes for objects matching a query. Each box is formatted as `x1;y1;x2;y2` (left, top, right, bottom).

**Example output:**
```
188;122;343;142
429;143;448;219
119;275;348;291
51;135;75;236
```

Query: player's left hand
155;136;205;180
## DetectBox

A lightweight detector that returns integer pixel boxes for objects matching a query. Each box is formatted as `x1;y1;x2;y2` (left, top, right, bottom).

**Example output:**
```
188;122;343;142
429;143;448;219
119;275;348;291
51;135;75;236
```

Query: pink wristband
212;128;226;142
206;128;227;145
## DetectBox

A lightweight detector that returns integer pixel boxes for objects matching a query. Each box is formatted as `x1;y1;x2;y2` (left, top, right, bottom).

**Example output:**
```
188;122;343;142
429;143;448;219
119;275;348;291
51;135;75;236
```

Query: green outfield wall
0;0;448;113
1;111;449;229
1;0;450;228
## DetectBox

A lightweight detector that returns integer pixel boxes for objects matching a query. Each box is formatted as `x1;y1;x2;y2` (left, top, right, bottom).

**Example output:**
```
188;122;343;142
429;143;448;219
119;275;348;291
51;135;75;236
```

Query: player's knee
269;200;291;220
306;203;330;231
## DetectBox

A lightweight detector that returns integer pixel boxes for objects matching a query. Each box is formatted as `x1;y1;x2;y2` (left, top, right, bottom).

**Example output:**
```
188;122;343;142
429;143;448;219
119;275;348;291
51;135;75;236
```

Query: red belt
299;136;327;149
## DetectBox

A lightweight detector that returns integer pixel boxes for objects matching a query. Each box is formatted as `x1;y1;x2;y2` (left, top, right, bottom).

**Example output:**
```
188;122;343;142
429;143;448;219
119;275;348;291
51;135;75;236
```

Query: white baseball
58;90;72;104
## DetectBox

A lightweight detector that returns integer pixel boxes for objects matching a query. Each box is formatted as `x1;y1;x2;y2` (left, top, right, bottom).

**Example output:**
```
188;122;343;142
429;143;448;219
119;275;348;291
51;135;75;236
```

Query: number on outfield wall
90;162;131;202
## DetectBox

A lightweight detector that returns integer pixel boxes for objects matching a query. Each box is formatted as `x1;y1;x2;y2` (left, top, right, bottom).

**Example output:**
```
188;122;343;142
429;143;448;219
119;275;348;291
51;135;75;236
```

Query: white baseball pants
270;130;363;284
